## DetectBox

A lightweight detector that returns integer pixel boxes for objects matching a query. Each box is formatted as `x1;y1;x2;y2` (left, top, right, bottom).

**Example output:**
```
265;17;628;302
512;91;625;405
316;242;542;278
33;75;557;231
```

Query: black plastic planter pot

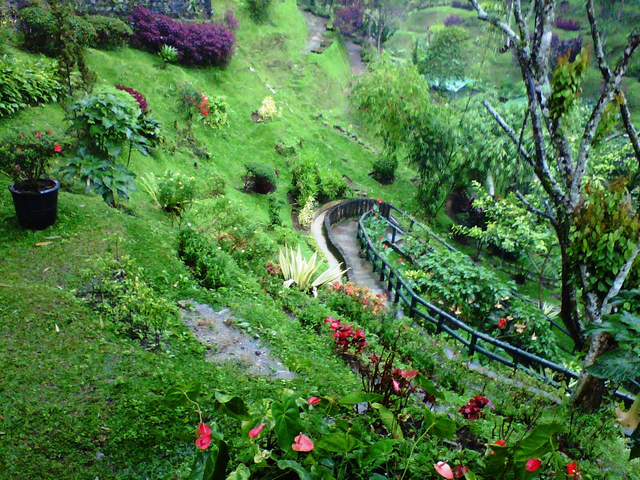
9;179;60;230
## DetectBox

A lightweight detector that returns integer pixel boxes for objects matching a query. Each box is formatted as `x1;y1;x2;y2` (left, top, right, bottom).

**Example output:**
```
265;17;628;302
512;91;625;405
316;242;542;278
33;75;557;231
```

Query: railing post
468;335;478;355
391;228;396;245
436;314;444;334
409;295;417;319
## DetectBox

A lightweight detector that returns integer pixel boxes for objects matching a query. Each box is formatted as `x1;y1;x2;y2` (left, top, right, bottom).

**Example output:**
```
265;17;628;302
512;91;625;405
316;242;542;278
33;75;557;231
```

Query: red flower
195;423;211;450
248;422;266;438
54;144;62;153
392;379;401;392
397;258;403;263
383;245;389;249
525;458;541;472
400;369;418;380
453;465;469;479
35;132;41;138
498;318;507;329
291;433;314;452
377;198;382;203
567;462;579;475
308;397;320;405
434;461;454;479
490;439;507;454
47;130;53;135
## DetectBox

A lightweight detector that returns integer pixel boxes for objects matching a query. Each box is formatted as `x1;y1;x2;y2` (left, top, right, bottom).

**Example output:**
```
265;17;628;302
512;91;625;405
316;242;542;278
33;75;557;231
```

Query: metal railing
323;199;636;405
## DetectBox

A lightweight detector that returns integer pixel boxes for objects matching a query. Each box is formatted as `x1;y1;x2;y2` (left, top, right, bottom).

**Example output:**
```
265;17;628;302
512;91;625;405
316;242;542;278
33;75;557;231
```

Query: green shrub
267;195;282;227
290;151;349;205
0;56;64;117
18;6;96;56
371;156;398;184
177;228;241;290
85;15;132;50
80;255;179;350
243;161;277;194
141;171;197;218
246;0;272;23
297;301;335;330
17;7;57;55
200;170;226;198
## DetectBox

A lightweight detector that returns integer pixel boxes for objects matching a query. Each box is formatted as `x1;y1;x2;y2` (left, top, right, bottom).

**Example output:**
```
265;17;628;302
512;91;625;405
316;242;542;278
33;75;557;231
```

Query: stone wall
8;0;213;18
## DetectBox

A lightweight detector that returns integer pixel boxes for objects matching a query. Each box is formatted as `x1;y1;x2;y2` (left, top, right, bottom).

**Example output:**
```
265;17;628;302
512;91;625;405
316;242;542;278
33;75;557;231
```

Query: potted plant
0;130;66;229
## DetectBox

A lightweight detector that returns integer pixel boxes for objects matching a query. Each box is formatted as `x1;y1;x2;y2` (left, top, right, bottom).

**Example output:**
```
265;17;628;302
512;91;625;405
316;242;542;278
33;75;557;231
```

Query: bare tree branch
515;190;558;226
586;0;611;81
619;93;640;165
482;101;533;166
602;243;640;315
468;0;520;44
573;30;640;203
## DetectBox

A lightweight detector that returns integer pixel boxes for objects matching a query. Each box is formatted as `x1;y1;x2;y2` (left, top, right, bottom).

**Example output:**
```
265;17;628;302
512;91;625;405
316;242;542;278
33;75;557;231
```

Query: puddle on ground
180;300;296;381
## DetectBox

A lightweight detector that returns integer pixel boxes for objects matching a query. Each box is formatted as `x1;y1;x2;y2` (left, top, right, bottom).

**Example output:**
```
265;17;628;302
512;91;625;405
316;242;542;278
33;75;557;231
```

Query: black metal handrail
323;199;636;405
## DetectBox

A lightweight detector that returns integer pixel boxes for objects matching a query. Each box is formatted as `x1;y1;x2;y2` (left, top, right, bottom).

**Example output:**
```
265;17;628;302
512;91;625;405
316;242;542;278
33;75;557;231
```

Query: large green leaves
164;381;202;407
316;431;363;453
587;350;640;383
214;393;251;421
513;423;562;463
371;403;403;440
272;395;302;450
338;392;383;406
187;440;229;480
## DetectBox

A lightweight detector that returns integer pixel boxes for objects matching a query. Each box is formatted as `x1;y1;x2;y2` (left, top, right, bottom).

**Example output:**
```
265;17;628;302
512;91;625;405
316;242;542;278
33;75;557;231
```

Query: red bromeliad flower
567;462;579;475
498;317;507;329
453;465;469;479
525;458;541;472
195;423;212;450
434;461;454;479
248;423;266;438
308;397;320;405
54;144;62;153
291;433;314;452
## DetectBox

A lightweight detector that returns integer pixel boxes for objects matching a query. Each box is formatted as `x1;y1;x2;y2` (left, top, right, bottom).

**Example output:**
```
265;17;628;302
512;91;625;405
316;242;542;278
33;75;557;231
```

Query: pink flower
248;423;266;438
195;423;211;450
400;369;418;380
567;462;579;475
392;379;401;392
35;132;41;138
525;458;541;472
54;144;62;153
308;397;320;405
434;461;454;479
292;433;314;452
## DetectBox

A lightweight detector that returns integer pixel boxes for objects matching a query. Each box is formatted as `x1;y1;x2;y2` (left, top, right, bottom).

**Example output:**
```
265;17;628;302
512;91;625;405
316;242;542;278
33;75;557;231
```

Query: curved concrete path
311;202;387;296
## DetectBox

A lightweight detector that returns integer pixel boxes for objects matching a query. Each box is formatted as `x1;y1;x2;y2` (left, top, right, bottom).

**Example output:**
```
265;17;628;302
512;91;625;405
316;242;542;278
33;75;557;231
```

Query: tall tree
468;0;640;411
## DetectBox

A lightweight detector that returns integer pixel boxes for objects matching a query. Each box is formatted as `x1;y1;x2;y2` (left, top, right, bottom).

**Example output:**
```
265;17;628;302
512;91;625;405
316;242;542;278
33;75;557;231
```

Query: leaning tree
468;0;640;411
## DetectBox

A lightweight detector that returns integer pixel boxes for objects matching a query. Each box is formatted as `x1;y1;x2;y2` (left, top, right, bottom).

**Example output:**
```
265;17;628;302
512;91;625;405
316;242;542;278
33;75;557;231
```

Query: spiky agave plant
278;246;347;296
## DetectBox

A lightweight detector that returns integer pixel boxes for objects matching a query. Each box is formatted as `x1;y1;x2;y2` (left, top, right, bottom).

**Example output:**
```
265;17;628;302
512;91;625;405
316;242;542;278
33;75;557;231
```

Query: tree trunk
571;331;618;412
556;220;584;350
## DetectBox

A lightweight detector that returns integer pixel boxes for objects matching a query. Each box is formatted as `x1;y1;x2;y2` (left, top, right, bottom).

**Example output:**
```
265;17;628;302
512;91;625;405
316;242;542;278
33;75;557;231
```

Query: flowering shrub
329;281;387;315
298;195;316;229
555;17;581;31
256;96;280;122
444;14;463;27
325;316;368;354
130;6;235;67
0;130;68;190
176;83;230;130
458;395;493;420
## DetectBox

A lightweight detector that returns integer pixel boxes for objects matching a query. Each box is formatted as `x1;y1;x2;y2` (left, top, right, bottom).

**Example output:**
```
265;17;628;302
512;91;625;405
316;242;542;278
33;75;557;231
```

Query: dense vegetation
1;0;640;479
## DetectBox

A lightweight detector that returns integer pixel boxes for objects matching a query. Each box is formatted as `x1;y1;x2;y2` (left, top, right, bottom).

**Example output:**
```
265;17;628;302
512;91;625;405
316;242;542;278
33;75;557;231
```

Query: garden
1;1;640;479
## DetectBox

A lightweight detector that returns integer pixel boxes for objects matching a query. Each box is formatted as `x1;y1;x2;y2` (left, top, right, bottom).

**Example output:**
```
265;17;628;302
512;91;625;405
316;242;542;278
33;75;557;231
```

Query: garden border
324;198;636;406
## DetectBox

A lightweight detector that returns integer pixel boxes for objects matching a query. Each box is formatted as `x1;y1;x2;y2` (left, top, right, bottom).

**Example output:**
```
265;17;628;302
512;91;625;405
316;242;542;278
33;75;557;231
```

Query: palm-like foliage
278;246;347;295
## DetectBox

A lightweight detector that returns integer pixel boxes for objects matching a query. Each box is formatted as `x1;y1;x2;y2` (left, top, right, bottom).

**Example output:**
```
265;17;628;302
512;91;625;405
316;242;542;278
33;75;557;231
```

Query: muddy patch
181;301;296;380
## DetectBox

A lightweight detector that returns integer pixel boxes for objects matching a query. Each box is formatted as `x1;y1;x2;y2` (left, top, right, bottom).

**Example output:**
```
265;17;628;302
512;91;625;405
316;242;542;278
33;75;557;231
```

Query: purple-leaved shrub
130;6;235;68
555;17;581;31
444;14;463;27
334;6;364;38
